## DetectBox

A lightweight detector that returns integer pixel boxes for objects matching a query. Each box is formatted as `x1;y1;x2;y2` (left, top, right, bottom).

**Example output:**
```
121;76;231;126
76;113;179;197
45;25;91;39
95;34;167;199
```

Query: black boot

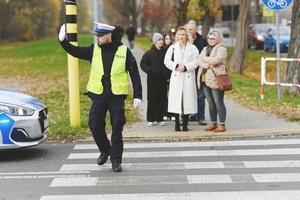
182;114;189;131
175;114;181;131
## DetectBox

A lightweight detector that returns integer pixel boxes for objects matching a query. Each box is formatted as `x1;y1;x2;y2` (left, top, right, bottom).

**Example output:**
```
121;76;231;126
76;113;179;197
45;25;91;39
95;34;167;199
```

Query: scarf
206;45;213;56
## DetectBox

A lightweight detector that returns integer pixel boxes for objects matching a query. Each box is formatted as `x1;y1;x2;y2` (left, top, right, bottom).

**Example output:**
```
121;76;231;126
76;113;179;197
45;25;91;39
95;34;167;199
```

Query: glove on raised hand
133;98;142;109
58;24;66;42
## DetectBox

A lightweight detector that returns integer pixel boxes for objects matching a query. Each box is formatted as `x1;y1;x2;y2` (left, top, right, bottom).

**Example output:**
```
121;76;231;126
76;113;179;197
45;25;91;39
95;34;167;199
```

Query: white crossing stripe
41;190;300;200
74;139;300;149
59;160;300;171
0;171;90;179
50;173;300;187
68;148;300;159
0;174;88;179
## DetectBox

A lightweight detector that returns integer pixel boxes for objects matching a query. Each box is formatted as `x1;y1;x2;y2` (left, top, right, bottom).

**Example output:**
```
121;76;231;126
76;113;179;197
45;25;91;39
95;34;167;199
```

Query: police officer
58;22;142;172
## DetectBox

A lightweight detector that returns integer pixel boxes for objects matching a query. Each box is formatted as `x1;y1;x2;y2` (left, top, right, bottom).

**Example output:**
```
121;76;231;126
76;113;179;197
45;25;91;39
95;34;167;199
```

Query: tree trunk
228;0;251;74
201;7;215;38
109;0;140;30
284;0;300;94
176;0;190;28
255;0;262;23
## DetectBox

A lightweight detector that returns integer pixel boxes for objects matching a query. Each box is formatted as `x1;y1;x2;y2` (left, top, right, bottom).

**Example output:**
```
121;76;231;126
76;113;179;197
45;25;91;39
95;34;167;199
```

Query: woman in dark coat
140;33;171;126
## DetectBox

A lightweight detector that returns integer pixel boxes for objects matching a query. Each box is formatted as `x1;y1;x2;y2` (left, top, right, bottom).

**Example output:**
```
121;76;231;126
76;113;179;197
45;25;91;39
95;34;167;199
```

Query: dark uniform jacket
59;33;142;100
194;32;208;77
140;45;171;78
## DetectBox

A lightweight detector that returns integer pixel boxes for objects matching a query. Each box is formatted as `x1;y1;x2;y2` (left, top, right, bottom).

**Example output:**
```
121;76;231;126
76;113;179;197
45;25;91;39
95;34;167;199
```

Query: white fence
261;57;300;99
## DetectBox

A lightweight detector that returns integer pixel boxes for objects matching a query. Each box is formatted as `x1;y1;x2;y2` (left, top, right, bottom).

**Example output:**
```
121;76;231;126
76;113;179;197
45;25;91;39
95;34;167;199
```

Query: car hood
279;35;290;41
0;88;46;110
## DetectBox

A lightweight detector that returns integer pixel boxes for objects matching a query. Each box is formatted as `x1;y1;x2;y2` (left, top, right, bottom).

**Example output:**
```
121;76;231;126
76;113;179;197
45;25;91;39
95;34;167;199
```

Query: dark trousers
88;96;126;163
147;76;167;122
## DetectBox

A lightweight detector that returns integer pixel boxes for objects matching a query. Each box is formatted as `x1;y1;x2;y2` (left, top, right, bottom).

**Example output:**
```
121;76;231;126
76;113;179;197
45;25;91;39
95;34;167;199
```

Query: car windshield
279;28;290;35
272;27;290;36
257;26;271;33
214;24;227;28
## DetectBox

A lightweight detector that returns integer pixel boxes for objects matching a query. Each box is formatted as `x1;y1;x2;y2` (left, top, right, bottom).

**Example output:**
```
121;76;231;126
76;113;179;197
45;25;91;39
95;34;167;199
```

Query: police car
0;88;49;149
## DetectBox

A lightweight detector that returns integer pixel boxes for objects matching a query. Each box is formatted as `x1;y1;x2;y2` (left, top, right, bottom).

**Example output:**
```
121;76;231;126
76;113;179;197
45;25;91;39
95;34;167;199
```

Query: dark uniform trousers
88;96;126;163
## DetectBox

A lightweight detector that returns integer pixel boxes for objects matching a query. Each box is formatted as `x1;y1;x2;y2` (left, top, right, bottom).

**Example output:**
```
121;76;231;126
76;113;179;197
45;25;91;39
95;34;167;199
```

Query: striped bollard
64;0;81;127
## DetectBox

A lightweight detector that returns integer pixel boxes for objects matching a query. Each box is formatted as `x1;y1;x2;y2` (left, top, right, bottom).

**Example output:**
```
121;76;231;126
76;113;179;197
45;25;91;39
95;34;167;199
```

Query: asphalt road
1;137;300;200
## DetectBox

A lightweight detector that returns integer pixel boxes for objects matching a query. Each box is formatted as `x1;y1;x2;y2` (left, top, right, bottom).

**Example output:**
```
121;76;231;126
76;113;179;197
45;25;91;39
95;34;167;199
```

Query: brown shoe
204;123;218;131
213;125;226;132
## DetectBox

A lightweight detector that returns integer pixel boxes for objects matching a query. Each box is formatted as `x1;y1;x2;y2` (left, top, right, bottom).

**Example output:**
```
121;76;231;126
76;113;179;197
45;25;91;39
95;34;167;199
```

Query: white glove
133;98;142;108
58;24;66;42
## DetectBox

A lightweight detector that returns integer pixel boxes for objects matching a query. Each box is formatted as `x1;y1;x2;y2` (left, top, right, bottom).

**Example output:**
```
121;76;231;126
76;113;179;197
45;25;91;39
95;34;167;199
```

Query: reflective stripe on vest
87;45;128;95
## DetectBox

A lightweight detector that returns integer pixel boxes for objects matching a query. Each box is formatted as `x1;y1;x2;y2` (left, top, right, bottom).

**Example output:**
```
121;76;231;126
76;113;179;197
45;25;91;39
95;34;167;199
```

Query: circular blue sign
261;0;293;11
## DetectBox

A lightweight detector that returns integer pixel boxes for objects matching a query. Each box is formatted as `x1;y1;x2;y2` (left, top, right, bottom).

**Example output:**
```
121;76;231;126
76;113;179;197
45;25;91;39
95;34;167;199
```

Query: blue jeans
129;40;134;50
182;88;205;121
196;89;205;121
203;83;226;124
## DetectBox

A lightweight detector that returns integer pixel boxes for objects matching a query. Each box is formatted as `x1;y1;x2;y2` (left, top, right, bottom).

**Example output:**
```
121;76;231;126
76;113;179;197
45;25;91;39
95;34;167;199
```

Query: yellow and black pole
64;0;81;127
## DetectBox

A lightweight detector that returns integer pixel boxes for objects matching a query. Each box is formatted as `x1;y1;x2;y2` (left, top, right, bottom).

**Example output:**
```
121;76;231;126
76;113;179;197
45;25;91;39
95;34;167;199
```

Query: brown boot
205;123;218;131
213;125;226;132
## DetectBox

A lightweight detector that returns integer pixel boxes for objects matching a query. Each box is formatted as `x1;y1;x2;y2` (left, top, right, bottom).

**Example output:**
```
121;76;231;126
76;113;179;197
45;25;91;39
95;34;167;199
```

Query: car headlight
257;35;264;41
0;104;34;116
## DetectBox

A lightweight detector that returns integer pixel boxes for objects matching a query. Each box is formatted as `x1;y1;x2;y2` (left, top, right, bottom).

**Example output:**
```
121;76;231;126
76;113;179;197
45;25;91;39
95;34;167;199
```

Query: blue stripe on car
0;112;15;144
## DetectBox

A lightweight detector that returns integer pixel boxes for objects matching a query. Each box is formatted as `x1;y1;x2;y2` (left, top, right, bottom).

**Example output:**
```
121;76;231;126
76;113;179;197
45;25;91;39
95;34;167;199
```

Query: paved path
118;39;300;141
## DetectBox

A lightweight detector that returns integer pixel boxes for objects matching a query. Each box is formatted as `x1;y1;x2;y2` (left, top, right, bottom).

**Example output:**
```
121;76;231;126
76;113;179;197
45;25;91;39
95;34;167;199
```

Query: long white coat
164;42;199;114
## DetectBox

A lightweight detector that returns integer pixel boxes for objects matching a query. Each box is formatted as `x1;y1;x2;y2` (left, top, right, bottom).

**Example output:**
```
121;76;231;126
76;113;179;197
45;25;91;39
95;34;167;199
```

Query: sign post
261;0;293;100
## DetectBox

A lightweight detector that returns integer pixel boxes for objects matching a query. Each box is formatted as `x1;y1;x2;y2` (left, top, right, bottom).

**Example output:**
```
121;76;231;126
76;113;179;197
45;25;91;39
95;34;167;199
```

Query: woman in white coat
164;26;199;131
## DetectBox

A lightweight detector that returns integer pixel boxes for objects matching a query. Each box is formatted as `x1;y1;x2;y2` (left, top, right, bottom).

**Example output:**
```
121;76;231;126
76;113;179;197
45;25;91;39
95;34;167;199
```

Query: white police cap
93;22;115;36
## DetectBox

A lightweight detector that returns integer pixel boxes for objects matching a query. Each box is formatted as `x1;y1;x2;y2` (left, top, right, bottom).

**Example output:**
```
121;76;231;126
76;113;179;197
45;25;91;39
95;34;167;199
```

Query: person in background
197;29;227;132
164;26;199;132
58;22;142;172
140;33;171;126
186;20;208;125
126;23;136;50
163;33;173;49
163;33;175;121
113;21;124;40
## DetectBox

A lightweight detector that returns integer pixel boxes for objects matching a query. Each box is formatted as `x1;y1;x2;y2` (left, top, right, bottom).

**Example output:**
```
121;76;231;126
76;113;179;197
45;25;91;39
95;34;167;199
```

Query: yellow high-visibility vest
87;45;128;95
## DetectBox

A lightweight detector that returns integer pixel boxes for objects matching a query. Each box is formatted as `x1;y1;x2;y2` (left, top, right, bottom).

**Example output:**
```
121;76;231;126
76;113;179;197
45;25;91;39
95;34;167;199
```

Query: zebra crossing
40;138;300;200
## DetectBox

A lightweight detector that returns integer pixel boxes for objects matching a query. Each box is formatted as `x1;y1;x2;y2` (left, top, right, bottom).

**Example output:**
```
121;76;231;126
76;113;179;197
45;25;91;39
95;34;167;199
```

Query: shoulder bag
211;68;233;92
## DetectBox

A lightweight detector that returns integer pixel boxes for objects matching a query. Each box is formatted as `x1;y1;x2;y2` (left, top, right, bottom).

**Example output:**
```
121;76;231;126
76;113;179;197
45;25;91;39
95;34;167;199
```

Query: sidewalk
118;39;300;141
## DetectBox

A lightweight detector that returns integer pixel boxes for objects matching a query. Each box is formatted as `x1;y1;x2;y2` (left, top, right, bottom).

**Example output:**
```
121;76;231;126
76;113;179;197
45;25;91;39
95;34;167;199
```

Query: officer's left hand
58;24;66;42
133;98;142;108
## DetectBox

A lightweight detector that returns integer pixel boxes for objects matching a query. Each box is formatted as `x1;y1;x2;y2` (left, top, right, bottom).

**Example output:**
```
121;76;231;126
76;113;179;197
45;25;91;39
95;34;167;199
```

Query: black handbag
171;48;174;61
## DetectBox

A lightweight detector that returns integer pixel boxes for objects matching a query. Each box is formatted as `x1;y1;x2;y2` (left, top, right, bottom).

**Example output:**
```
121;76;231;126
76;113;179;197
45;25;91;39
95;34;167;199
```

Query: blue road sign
261;0;293;11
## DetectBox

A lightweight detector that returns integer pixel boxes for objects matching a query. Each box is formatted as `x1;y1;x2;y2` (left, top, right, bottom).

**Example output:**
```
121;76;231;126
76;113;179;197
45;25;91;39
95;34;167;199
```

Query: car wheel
253;41;257;50
271;44;276;52
247;42;251;49
264;44;268;52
